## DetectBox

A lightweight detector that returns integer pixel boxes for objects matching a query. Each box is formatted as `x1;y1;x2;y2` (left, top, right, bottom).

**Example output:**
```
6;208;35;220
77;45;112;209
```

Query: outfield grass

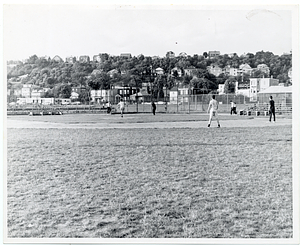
6;124;292;238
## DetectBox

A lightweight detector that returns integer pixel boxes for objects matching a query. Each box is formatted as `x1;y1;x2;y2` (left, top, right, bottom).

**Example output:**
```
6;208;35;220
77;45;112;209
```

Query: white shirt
118;101;125;109
209;99;218;111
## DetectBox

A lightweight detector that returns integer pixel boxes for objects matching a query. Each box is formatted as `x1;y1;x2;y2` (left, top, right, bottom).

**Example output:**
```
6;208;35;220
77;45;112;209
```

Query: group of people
207;95;276;127
113;95;276;125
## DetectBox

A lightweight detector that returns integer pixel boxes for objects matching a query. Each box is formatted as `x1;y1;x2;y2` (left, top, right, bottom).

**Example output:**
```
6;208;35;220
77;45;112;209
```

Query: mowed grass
6;126;292;238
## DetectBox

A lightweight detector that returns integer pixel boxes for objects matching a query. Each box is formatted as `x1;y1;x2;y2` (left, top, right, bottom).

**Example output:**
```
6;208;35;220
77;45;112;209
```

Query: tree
203;52;208;59
56;84;72;98
224;78;237;94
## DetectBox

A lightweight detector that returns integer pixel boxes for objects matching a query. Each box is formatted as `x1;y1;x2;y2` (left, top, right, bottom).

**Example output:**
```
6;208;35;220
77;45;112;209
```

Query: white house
249;78;279;102
155;68;164;75
21;84;32;98
70;92;79;100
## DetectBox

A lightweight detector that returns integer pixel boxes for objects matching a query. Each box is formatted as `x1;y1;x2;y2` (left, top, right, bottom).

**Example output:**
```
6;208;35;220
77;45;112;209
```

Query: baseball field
5;113;293;239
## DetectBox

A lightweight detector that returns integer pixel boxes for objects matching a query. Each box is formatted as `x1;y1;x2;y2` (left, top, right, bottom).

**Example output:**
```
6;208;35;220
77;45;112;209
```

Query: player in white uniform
207;95;220;128
117;99;125;117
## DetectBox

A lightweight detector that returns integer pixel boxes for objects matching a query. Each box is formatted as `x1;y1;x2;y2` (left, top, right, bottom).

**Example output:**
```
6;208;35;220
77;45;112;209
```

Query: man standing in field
151;101;156;115
207;95;220;128
269;95;275;122
117;99;125;118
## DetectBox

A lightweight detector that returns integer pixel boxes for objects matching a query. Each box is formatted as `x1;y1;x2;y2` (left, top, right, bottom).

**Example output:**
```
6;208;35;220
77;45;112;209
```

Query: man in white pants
207;95;220;128
117;99;125;117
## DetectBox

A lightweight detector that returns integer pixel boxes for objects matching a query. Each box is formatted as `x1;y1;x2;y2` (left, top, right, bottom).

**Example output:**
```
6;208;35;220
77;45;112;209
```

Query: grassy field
6;115;293;238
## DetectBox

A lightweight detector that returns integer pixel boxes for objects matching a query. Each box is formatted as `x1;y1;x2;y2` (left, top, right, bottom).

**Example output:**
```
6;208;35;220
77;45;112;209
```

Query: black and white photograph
2;1;300;244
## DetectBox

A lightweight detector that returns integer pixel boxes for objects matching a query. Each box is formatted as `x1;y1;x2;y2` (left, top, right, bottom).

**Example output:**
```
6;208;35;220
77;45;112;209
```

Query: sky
2;4;296;61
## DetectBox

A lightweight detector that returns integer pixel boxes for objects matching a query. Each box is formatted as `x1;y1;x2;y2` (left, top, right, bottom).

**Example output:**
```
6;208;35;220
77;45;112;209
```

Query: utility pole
135;77;138;113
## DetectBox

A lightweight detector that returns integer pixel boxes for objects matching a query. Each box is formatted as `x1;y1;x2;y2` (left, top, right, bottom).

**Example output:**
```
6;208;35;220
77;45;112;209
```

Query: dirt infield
5;113;293;239
6;113;292;129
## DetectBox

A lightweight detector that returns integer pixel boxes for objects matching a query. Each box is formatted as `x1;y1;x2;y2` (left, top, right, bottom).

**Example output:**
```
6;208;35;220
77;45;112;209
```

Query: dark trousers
231;107;237;115
269;108;275;121
152;109;156;115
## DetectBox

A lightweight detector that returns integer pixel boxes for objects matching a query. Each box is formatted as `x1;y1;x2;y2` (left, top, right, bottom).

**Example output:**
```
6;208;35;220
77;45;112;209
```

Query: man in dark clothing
151;102;156;115
269;96;275;122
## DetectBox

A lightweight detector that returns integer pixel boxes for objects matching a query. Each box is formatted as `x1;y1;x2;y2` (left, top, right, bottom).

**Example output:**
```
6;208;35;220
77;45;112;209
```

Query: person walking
117;99;125;117
151;101;156;115
269;95;275;122
207;95;220;128
230;101;237;115
233;101;237;114
106;101;111;114
230;100;234;115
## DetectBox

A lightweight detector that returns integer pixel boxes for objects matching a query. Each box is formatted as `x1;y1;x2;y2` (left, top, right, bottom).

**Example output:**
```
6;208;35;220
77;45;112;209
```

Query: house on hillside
152;56;160;60
239;63;253;75
207;64;223;77
155;68;164;75
21;84;33;98
184;67;198;76
52;55;63;63
256;64;270;76
120;53;132;59
70;92;79;100
208;51;220;58
79;56;90;63
66;56;76;63
178;52;188;57
107;69;119;77
224;66;238;76
166;51;175;58
93;55;101;63
31;88;45;98
171;67;183;77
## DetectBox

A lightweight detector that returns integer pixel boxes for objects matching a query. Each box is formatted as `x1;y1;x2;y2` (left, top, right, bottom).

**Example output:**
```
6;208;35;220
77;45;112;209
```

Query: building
155;68;164;75
236;84;250;97
207;64;223;77
66;56;76;63
166;51;175;58
171;67;183;77
258;85;292;107
184;67;198;76
249;78;279;102
208;51;220;58
52;55;63;63
70;92;79;100
79;56;90;63
107;69;119;77
21;84;32;98
120;53;132;59
178;52;188;57
169;88;178;104
31;88;45;98
17;97;54;105
90;88;120;103
256;64;270;76
93;55;101;63
218;84;225;95
224;66;239;76
239;63;253;75
169;86;192;103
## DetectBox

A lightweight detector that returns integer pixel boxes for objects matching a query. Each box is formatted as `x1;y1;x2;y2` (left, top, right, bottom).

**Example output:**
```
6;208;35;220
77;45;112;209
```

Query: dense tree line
7;51;292;99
